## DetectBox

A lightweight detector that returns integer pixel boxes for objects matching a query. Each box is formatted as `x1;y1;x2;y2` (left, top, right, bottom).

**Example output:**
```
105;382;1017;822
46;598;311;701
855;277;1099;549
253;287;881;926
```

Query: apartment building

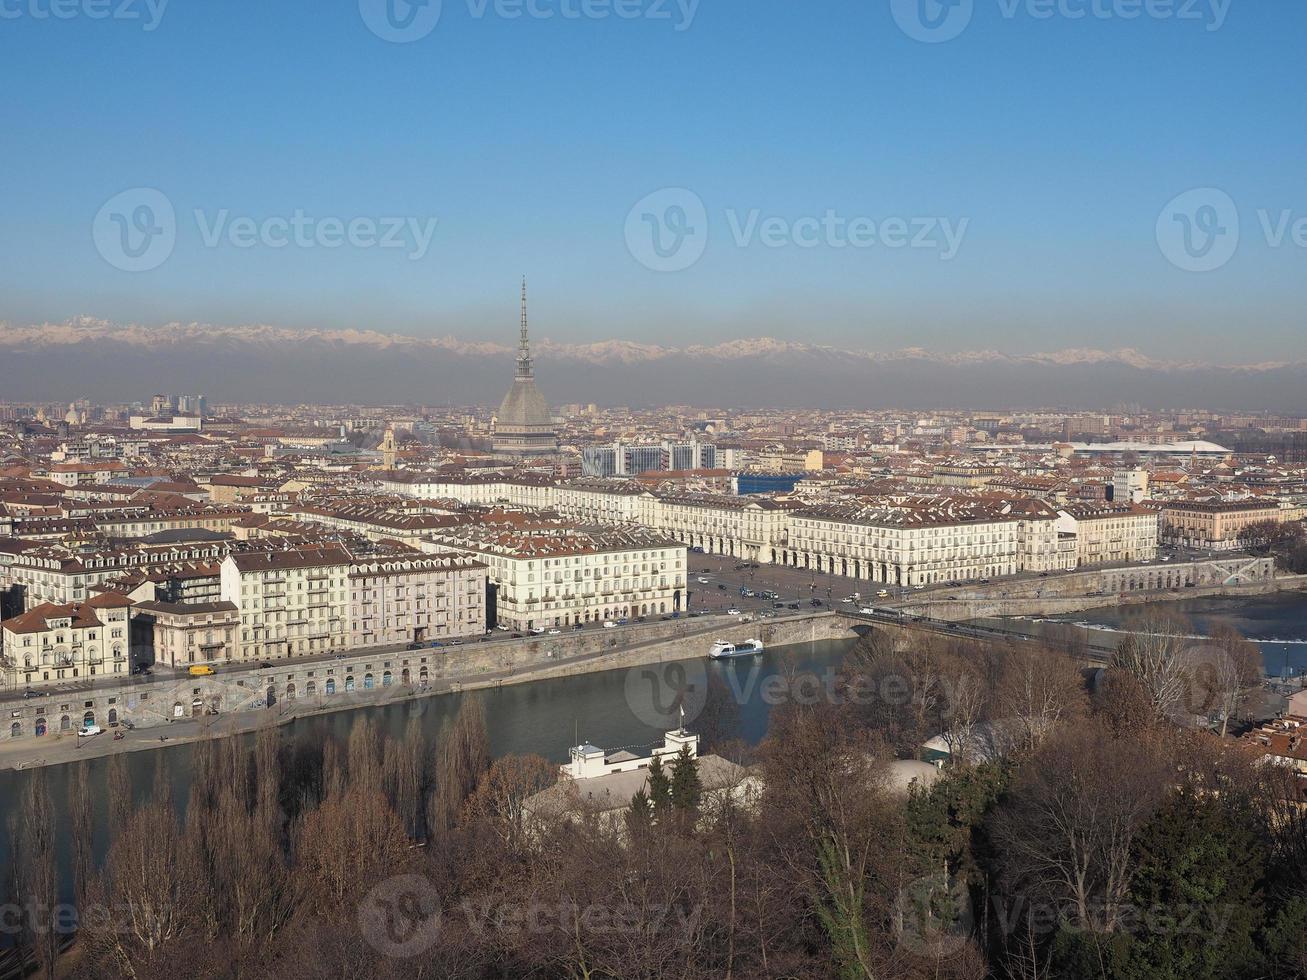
134;600;240;668
1;592;133;689
348;553;486;648
1158;498;1284;551
426;524;686;630
219;545;351;662
1055;502;1159;567
785;499;1025;587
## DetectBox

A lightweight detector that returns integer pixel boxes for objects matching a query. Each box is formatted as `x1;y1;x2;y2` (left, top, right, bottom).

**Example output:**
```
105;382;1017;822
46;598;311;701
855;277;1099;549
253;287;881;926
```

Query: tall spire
517;276;532;379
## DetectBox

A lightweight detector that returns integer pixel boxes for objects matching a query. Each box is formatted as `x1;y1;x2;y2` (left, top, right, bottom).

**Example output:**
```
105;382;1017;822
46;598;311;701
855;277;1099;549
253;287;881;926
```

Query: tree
670;744;702;820
429;696;490;835
995;646;1088;757
464;752;556;855
990;722;1168;936
1205;623;1264;736
1120;789;1267;980
626;787;654;837
647;754;672;818
1111;611;1195;724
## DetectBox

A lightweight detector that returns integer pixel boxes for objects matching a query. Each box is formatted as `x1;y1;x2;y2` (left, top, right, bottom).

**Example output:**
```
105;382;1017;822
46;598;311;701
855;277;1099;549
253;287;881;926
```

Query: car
495;624;511;631
717;583;727;590
406;642;424;650
859;606;876;614
188;665;215;677
21;688;43;699
78;725;102;738
698;577;711;584
259;661;275;667
547;628;561;635
530;627;546;635
603;620;617;629
727;607;741;615
914;584;926;590
876;590;890;598
131;664;152;676
511;632;524;638
772;601;785;609
810;598;823;606
841;596;854;603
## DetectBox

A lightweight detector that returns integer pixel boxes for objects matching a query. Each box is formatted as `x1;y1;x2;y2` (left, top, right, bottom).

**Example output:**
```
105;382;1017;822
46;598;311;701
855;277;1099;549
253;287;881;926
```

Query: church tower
493;279;557;455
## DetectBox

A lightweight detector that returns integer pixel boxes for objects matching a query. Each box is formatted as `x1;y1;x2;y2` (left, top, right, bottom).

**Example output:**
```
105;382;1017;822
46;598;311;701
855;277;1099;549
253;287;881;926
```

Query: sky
1;0;1304;362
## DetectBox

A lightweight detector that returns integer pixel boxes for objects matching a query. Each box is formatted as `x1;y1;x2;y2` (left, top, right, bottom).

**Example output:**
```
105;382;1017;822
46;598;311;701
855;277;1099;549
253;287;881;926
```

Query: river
971;590;1307;678
0;637;858;905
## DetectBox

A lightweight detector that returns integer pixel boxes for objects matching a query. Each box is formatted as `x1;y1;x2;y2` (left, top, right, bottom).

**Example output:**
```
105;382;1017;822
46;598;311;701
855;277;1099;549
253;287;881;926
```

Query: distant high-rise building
493;280;557;456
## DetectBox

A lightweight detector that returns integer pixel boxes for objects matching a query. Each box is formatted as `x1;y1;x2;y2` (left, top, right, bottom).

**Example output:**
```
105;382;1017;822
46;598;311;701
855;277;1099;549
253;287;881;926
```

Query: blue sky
1;0;1303;360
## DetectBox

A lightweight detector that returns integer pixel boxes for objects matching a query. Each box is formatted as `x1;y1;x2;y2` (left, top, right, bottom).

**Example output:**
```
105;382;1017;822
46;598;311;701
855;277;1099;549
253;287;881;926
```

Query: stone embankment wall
2;612;848;742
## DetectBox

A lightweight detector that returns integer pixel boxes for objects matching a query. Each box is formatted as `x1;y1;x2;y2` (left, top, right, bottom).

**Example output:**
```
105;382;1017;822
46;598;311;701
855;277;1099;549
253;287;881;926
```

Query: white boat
709;638;764;659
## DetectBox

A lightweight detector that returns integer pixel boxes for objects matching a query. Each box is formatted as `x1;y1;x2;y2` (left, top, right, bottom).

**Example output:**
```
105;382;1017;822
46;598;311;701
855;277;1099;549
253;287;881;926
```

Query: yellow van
188;665;215;677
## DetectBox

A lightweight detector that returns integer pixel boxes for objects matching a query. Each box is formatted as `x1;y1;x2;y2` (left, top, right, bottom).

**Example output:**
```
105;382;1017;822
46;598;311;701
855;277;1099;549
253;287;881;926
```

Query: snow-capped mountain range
1;317;1301;410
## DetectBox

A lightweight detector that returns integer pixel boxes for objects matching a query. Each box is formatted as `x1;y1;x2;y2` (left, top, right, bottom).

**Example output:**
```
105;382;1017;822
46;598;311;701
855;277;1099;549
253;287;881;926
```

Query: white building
1;593;133;689
219;545;351;663
425;522;687;630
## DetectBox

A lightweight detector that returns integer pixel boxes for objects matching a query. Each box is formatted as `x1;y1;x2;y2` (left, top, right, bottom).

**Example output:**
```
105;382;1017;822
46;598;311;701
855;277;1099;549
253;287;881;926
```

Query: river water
972;591;1307;678
0;637;857;904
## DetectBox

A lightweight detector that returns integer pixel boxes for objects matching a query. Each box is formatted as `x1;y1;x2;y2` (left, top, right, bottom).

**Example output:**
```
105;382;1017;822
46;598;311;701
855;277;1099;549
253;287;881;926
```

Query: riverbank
0;610;846;772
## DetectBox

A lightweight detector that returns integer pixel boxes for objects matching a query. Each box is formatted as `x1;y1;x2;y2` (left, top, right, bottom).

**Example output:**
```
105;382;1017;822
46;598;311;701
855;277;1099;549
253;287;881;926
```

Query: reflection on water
0;637;857;903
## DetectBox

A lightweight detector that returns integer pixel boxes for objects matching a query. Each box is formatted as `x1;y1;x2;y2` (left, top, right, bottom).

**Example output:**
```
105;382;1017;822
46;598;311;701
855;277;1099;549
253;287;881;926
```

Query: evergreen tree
625;788;653;837
669;744;702;817
646;754;672;817
1119;788;1267;980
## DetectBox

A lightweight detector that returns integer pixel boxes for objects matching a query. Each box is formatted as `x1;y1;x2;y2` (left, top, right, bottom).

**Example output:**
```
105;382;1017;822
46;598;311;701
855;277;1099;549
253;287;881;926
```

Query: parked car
406;642;424;650
859;606;876;614
727;607;741;615
810;598;823;606
22;689;42;699
603;620;617;629
717;583;727;590
78;725;102;738
188;665;215;677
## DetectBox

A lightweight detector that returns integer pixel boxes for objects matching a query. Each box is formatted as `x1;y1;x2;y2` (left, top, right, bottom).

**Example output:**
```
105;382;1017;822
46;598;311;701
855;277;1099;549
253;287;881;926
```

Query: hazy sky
1;0;1303;361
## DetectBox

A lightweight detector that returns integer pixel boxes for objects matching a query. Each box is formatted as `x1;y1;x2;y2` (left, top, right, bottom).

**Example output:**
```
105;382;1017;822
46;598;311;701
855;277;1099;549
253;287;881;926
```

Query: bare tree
1205;622;1264;737
429;696;491;835
989;721;1168;934
67;762;95;908
995;646;1087;757
1110;610;1194;723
